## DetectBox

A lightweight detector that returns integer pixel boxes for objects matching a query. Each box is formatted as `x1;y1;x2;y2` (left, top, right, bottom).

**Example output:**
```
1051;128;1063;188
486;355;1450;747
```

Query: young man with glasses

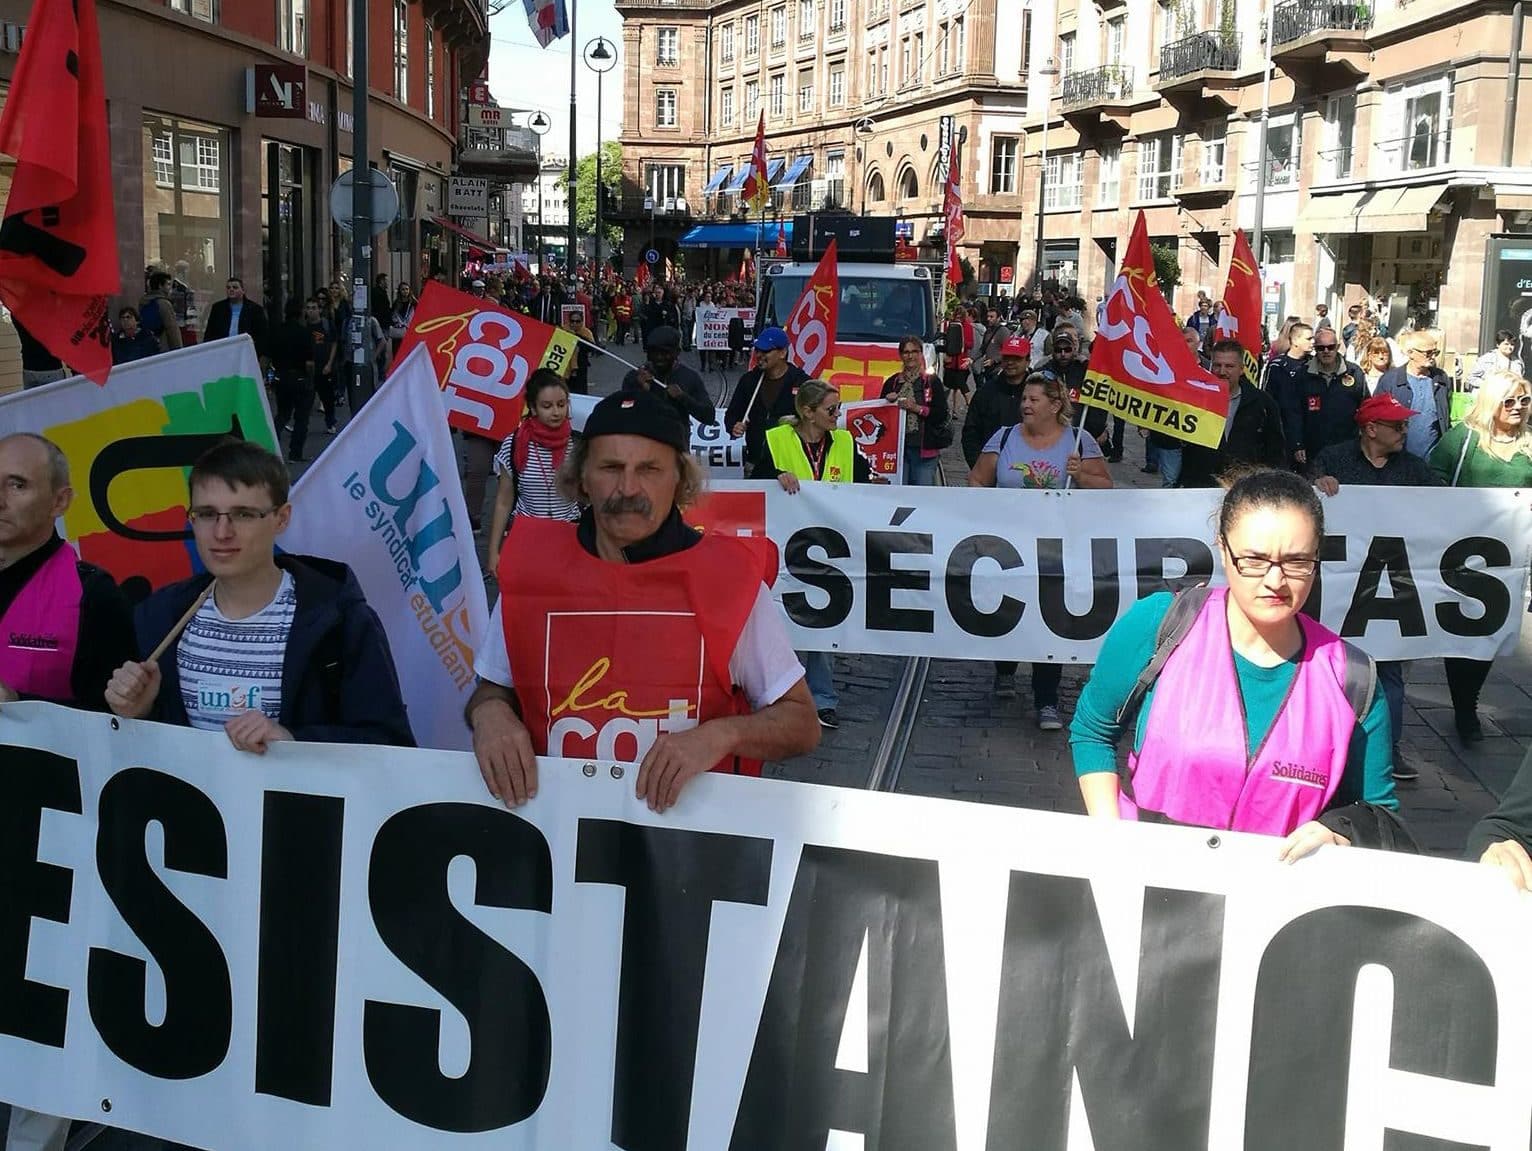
105;440;413;750
1281;327;1366;467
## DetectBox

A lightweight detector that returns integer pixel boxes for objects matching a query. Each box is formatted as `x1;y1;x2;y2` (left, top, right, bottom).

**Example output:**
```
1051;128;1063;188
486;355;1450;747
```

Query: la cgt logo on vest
684;489;766;538
544;612;706;762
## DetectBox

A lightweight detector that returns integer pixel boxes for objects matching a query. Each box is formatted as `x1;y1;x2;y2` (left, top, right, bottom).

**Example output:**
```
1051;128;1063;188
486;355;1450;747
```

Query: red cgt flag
741;112;770;215
0;0;117;384
1082;212;1229;448
783;237;839;379
943;137;965;289
1220;228;1265;385
774;220;788;258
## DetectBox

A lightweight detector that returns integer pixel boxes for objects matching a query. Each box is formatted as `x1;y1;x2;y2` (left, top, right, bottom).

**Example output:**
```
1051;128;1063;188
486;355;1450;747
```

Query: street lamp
1034;54;1059;296
527;110;552;273
854;117;876;216
584;37;617;279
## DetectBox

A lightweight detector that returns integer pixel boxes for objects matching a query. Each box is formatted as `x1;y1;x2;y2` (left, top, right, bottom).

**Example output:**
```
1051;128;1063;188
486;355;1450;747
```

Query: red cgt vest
501;515;779;774
0;543;82;702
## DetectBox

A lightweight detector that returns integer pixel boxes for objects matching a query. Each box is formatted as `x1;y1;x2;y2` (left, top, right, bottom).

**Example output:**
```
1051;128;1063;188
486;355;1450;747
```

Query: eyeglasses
1413;346;1440;356
1227;552;1319;579
1502;395;1532;409
1315;343;1339;351
189;507;279;528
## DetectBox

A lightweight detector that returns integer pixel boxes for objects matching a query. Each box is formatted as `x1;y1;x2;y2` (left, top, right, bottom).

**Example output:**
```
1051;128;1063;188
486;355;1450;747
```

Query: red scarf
512;416;572;477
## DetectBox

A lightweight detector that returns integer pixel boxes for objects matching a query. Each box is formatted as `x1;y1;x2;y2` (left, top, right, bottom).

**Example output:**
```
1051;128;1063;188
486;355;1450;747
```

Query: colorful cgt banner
392;281;579;443
0;336;277;593
841;398;905;483
821;342;901;404
1081;212;1230;448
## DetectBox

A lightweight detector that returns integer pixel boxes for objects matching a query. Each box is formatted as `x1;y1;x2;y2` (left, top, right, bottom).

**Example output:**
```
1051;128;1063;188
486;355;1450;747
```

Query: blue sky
486;0;625;161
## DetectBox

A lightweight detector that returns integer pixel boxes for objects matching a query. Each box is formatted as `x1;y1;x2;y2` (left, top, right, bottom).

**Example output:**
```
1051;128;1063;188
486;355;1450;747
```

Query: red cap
1001;335;1032;358
1355;393;1417;425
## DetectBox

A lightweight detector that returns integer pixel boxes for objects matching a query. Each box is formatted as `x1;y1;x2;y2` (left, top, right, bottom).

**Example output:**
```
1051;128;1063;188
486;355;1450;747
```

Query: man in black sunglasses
1281;326;1366;467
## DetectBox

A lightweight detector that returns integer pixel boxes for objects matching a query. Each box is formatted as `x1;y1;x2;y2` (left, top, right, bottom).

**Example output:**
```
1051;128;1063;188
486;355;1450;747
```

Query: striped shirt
494;431;581;522
177;572;297;731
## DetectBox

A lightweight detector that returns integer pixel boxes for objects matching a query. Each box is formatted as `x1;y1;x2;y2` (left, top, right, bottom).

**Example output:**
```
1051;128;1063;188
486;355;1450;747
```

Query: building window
142;114;231;326
829;0;846;32
1136;133;1175;200
951;16;965;71
1155;0;1175;50
829;63;845;105
798;0;814;39
1200;121;1226;184
721;85;735;125
646;163;686;204
1170;133;1185;191
656;88;678;128
1058;31;1075;75
344;0;353;76
1324;93;1356;180
770;72;786;117
745;14;759;56
1263;119;1300;186
1403;86;1449;171
745;79;760;118
720;22;735;63
826;150;845;207
880;47;889;93
900;37;912;85
1106;16;1125;66
1098;142;1121;206
424;21;435;119
990;136;1017;194
937;23;949;74
393;0;408;100
798;69;814;112
1044;152;1083;209
657;27;679;66
169;0;218;21
770;6;786;48
278;0;306;54
1021;9;1032;71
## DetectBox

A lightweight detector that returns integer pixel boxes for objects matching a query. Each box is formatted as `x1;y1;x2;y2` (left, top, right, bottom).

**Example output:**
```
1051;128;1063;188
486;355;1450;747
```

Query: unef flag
1220;228;1265;385
943;137;965;289
1081;212;1229;448
742;112;771;215
783;238;840;378
0;0;117;384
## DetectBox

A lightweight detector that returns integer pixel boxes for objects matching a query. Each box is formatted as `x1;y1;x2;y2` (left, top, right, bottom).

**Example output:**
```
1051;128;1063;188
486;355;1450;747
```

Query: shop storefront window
142;113;233;334
262;141;317;318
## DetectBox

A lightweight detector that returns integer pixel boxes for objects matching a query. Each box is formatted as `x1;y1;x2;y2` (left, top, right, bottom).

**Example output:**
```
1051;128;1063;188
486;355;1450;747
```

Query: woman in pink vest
1069;469;1399;861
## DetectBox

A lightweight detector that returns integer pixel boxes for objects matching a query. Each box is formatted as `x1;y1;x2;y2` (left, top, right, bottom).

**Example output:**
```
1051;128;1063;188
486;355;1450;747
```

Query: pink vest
1123;588;1355;835
0;543;82;702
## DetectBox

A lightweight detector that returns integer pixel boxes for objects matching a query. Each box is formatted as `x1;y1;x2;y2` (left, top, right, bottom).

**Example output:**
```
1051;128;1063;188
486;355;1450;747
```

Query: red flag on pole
635;260;650;289
774;220;788;258
0;0;117;384
943;137;965;290
1220;228;1265;384
1082;212;1229;448
783;238;839;379
741;112;770;215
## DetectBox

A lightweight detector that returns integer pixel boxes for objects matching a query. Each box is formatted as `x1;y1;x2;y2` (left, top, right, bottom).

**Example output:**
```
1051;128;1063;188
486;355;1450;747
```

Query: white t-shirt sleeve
729;584;806;710
476;598;514;688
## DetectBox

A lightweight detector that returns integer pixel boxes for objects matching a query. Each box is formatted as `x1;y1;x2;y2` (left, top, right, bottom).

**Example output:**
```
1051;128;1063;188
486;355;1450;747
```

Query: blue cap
753;326;789;352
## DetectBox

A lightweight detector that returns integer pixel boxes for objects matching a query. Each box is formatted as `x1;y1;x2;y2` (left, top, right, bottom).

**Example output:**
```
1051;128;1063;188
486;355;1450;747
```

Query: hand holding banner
392;281;578;442
784;238;840;380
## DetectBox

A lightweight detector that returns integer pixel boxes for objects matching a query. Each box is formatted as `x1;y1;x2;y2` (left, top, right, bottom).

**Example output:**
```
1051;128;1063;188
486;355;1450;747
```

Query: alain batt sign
687;483;1532;662
1;704;1529;1150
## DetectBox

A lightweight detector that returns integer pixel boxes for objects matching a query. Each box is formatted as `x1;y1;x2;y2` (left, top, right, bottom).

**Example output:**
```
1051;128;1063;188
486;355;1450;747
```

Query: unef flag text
1081;213;1229;448
783;238;840;379
392;280;579;442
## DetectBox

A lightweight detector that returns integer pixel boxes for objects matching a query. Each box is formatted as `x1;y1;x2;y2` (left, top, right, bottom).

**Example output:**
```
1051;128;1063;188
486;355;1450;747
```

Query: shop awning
702;164;734;193
430;215;495;250
766;157;784;183
1297;189;1367;234
774;155;812;188
1357;183;1448;232
726;165;752;192
678;221;794;248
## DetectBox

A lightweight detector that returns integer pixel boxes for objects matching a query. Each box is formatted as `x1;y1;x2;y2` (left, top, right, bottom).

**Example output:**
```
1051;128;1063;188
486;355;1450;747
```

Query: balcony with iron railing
1374;128;1451;175
1158;30;1241;83
1060;64;1135;111
1272;0;1372;55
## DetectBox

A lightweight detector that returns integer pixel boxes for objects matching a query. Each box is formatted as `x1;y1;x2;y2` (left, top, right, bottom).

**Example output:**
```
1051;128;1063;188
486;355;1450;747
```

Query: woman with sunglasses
880;334;949;486
1428;370;1532;743
1069;469;1397;860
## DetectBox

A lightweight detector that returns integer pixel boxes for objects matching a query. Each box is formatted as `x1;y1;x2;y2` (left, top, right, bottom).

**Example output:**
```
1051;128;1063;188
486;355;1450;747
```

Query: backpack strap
1114;584;1211;727
1339;640;1376;724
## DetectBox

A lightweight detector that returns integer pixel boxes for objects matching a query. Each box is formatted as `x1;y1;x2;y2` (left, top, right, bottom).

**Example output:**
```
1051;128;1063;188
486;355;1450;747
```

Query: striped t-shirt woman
492;433;581;522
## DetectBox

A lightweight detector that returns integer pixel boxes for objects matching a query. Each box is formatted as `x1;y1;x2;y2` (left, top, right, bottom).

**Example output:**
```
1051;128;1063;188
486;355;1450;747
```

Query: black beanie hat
583;389;689;453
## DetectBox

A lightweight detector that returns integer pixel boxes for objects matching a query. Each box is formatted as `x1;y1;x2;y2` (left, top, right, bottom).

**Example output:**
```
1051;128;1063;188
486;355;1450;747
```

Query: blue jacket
1375;366;1451;454
133;555;415;747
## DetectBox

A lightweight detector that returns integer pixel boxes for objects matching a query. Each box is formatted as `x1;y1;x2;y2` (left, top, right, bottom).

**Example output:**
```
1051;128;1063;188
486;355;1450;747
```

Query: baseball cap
753;326;789;352
471;279;486;288
1001;335;1032;358
1355;393;1417;425
645;325;681;351
584;388;689;453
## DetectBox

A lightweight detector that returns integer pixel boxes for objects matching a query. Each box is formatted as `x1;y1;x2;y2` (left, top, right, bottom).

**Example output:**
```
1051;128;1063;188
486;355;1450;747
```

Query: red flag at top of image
943;137;965;289
783;237;839;379
1082;212;1229;448
1220;228;1265;384
0;0;117;385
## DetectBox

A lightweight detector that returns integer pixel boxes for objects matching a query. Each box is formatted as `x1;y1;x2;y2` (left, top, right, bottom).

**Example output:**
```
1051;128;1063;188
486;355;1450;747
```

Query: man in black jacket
962;335;1031;467
621;325;716;426
202;275;270;361
1263;320;1312;430
1179;340;1287;487
1281;327;1367;468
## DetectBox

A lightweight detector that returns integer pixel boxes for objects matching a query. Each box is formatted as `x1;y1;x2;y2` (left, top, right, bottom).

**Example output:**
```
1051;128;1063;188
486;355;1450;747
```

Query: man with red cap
1311;390;1442;782
962;334;1033;467
465;388;820;813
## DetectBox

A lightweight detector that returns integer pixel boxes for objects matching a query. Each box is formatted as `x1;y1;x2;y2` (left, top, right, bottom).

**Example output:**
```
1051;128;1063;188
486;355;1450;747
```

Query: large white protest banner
688;482;1532;661
0;703;1528;1150
569;394;749;478
286;345;488;750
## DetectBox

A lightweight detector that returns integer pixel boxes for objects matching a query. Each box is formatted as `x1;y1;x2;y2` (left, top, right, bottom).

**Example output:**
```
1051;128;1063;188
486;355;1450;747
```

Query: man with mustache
467;389;820;813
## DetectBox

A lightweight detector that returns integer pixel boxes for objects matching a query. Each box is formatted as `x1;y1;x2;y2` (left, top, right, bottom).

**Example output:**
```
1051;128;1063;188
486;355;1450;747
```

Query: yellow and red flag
783;237;839;379
943;137;965;289
1219;228;1265;385
741;112;771;215
1081;212;1229;447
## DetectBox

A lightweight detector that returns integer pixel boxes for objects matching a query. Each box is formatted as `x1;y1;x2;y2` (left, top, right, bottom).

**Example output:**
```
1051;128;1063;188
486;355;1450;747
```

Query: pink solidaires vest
0;543;82;702
1123;587;1355;835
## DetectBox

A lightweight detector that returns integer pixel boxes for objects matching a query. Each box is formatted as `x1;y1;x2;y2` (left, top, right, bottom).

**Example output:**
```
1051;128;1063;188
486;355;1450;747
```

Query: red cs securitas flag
1082;211;1229;448
783;237;839;379
0;0;117;384
391;281;578;442
1220;228;1265;385
943;137;965;289
741;112;770;215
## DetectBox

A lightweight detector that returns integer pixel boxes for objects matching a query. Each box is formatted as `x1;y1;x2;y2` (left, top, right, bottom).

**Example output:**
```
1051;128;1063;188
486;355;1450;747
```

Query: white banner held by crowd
569;395;748;478
690;482;1532;662
0;703;1528;1150
286;345;489;750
